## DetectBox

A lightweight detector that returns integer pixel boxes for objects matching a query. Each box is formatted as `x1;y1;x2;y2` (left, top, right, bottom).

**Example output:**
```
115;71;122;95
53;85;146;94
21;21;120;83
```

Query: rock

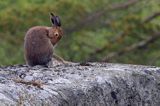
0;62;160;106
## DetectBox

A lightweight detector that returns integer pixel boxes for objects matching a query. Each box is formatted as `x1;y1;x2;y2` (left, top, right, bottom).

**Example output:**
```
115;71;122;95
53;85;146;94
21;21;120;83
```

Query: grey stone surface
0;62;160;106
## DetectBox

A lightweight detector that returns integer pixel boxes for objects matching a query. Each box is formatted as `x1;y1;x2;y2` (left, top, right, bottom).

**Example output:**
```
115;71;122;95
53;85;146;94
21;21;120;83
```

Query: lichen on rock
0;62;160;106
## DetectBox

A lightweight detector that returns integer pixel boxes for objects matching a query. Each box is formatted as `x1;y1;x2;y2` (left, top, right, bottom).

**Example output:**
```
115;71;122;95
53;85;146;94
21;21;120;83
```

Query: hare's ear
55;16;61;27
50;12;55;25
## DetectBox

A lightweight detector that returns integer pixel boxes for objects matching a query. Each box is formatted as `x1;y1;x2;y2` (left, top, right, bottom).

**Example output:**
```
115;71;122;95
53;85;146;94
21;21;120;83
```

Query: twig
143;12;160;23
102;31;160;62
87;11;160;62
65;0;139;34
13;78;43;89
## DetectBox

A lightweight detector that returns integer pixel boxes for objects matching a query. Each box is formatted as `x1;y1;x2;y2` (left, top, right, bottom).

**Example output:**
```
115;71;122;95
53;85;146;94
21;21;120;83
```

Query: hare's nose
55;32;59;36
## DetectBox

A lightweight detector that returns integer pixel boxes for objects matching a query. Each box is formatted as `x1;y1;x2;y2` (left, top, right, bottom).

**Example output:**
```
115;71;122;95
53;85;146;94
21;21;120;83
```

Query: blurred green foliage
0;0;160;66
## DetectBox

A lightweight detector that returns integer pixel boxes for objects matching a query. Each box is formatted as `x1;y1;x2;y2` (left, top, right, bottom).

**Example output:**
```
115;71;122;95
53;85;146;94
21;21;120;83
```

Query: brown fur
24;26;63;66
